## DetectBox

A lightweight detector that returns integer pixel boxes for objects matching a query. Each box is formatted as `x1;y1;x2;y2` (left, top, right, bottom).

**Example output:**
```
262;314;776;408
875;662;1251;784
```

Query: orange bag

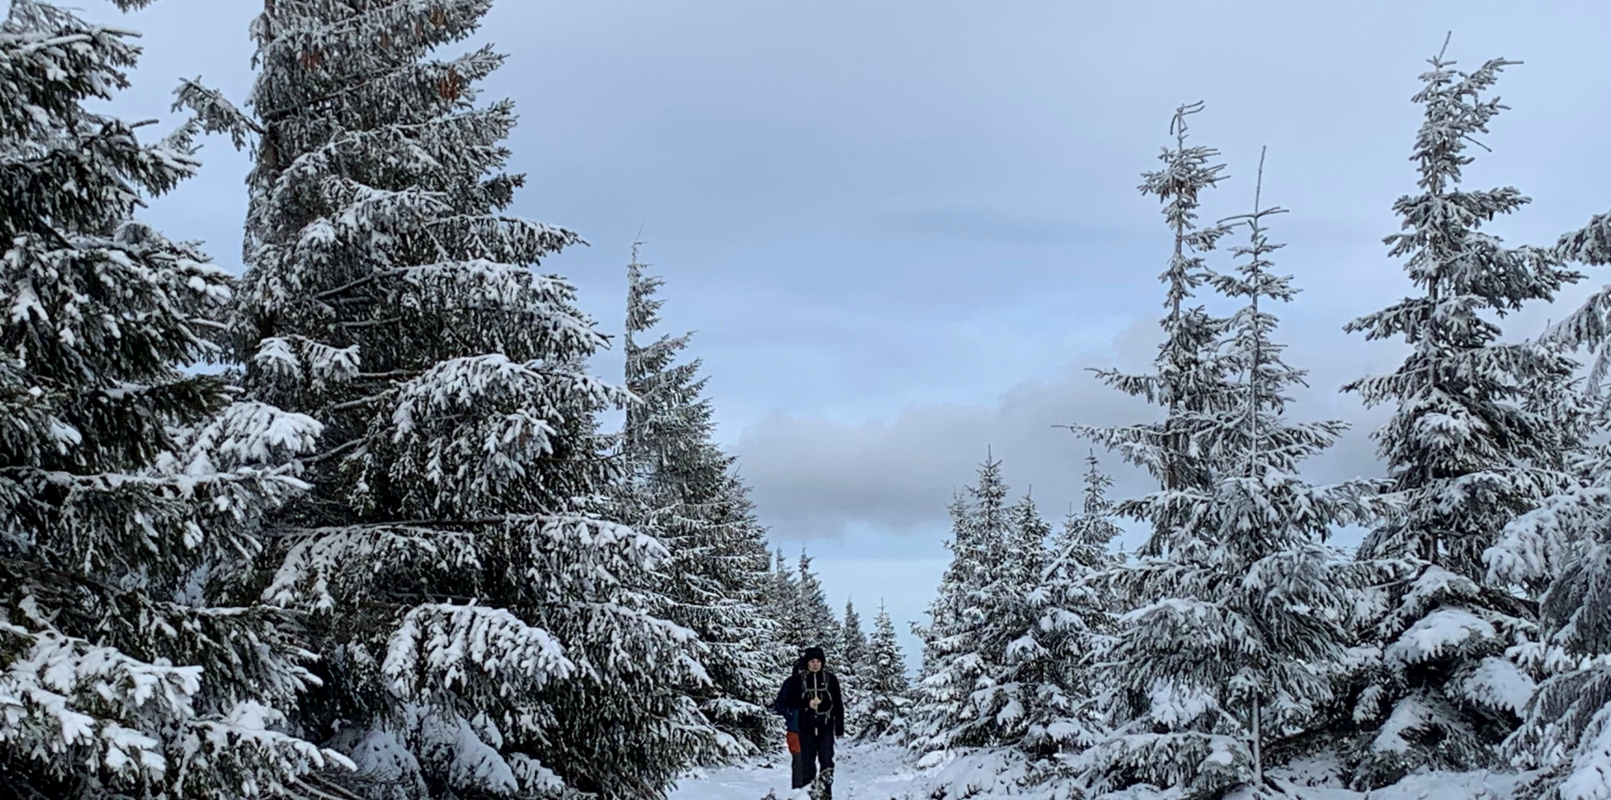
785;732;801;754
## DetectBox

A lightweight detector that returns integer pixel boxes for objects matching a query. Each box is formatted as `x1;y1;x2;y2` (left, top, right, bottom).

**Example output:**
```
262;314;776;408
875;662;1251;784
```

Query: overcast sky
105;0;1611;669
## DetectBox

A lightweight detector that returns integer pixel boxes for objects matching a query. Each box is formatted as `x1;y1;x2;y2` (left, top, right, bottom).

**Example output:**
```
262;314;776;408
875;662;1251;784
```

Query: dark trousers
798;724;836;789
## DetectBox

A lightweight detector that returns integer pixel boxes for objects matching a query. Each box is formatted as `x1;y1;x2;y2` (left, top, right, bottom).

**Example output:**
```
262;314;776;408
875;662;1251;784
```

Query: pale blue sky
102;0;1611;669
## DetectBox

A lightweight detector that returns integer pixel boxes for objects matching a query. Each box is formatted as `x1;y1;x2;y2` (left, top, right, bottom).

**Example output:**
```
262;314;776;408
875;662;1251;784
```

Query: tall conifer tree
619;243;783;757
1066;103;1239;795
1;2;338;796
178;3;718;795
1340;44;1580;787
1077;143;1388;799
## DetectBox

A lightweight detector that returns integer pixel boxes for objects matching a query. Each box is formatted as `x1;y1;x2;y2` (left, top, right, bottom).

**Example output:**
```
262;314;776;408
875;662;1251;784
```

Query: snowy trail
667;742;919;800
666;744;1529;800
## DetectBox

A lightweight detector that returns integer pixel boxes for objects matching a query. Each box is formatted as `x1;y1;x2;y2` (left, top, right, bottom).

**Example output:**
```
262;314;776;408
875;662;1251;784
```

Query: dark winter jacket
774;656;809;734
776;667;845;737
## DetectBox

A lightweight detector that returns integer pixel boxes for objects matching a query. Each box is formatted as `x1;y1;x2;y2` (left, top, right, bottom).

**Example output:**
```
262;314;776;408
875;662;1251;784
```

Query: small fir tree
908;493;974;753
1022;454;1125;759
861;602;913;742
909;456;1021;753
987;491;1068;757
839;600;870;734
769;548;808;657
797;550;841;655
841;601;870;675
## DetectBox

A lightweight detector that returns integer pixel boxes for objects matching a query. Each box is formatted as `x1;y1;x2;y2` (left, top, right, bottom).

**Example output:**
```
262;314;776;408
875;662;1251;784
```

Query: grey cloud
734;311;1399;543
735;259;1604;547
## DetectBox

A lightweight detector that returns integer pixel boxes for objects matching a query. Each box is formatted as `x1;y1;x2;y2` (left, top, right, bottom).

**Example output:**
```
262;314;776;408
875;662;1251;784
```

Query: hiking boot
808;768;834;800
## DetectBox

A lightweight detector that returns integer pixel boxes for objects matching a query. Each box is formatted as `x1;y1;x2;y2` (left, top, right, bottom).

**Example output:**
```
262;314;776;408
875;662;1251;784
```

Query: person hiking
775;646;845;797
772;654;809;789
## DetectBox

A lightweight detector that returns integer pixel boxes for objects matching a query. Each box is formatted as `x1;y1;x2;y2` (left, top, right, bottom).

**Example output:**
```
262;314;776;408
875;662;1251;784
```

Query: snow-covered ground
668;742;919;800
668;743;1529;800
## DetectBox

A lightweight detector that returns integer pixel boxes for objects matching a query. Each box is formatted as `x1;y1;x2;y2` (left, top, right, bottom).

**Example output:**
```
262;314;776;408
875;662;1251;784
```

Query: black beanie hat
803;646;826;663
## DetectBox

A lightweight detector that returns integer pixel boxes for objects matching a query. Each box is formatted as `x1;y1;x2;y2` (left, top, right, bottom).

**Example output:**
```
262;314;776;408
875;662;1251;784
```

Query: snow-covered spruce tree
618;241;784;759
769;548;809;655
841;601;870;677
839;600;870;735
915;475;1094;761
176;3;720;797
1065;101;1238;794
861;602;913;742
1480;210;1611;800
908;492;974;753
1341;45;1583;789
797;551;841;654
1078;154;1391;799
909;456;1023;754
1017;453;1126;759
0;2;343;797
986;491;1080;758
